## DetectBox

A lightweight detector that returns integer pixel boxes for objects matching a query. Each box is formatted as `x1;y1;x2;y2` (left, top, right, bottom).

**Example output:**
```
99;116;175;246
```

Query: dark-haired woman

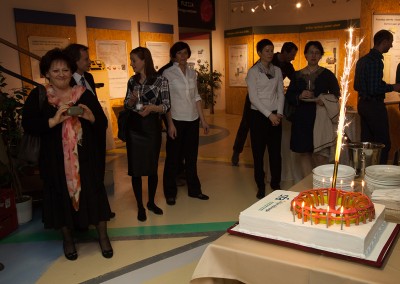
124;47;170;222
22;48;113;260
246;39;285;199
286;41;340;180
162;41;210;206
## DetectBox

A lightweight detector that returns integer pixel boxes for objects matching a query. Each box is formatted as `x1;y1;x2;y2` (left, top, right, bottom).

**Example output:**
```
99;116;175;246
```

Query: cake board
227;222;400;268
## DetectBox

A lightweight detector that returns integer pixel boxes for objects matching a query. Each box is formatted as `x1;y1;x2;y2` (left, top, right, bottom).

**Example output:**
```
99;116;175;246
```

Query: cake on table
233;190;387;259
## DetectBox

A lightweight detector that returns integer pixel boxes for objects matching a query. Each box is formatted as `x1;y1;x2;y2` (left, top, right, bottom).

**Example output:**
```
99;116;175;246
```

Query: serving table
191;175;400;284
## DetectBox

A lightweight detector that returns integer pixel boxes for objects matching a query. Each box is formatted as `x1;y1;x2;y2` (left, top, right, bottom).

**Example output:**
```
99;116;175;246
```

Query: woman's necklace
307;65;320;74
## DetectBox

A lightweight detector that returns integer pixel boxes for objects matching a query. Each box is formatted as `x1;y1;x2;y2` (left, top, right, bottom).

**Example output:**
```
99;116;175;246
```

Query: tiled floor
0;111;295;284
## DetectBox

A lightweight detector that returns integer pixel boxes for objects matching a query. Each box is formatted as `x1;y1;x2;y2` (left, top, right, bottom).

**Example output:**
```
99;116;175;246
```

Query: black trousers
163;119;202;198
358;98;390;164
233;94;251;153
249;109;282;189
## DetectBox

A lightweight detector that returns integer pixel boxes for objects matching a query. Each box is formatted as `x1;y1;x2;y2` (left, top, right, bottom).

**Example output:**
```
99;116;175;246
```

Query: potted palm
196;60;222;114
0;71;33;224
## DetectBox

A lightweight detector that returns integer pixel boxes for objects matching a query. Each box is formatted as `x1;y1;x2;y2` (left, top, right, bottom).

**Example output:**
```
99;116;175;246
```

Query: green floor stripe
0;221;236;244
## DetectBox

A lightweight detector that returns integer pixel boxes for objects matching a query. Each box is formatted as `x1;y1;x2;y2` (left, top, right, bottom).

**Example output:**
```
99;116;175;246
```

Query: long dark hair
130;47;156;80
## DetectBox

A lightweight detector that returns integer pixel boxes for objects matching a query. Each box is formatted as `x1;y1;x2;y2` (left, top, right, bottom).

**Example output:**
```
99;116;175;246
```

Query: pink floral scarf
46;85;85;211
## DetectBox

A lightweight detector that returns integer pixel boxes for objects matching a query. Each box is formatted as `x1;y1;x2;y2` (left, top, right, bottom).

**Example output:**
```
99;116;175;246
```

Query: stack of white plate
312;164;356;191
365;165;400;211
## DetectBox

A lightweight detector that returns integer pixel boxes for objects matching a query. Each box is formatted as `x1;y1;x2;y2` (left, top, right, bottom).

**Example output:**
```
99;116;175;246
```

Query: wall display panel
224;35;254;114
372;14;400;84
28;36;70;84
14;9;77;87
145;41;170;71
86;18;132;140
95;40;129;99
228;44;248;87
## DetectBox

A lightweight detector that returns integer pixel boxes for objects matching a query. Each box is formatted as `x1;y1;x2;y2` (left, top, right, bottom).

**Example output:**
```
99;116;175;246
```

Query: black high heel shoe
63;241;78;261
99;237;113;259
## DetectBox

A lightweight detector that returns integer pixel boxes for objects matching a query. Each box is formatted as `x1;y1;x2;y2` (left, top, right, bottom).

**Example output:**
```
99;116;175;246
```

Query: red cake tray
227;222;400;268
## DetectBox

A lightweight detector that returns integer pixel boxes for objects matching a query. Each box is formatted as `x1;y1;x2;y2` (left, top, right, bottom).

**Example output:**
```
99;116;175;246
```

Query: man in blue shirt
354;29;400;164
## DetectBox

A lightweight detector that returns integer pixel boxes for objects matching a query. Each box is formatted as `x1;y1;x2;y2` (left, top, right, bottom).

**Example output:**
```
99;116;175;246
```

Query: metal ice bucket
343;142;385;177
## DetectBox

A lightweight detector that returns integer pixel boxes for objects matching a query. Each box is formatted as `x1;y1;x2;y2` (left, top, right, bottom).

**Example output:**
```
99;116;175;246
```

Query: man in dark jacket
64;43;115;218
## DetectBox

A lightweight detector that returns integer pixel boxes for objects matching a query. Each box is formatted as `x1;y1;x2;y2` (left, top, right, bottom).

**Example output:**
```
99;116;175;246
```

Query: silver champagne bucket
343;142;385;177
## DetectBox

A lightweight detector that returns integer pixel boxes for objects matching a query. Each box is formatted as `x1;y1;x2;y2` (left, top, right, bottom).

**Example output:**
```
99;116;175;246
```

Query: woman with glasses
246;39;284;199
286;41;340;181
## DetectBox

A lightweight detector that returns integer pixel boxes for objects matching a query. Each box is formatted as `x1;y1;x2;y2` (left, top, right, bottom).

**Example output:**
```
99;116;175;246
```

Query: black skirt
126;111;162;177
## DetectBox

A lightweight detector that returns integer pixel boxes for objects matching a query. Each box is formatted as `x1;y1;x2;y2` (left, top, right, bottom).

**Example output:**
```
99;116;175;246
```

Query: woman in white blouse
246;39;285;199
162;42;210;205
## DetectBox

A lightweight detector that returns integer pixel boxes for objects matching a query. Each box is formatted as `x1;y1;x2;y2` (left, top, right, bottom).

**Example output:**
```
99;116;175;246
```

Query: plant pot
16;195;32;224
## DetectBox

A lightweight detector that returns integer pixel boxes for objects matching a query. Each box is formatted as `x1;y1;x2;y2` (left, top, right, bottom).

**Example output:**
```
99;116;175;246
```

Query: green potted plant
0;71;33;224
196;60;222;114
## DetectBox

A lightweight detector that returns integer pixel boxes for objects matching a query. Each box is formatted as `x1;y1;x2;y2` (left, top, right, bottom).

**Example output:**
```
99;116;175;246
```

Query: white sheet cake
235;190;387;259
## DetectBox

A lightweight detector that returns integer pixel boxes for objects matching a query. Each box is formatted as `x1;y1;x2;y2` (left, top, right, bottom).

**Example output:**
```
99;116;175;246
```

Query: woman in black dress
286;41;340;180
22;48;113;260
124;47;170;222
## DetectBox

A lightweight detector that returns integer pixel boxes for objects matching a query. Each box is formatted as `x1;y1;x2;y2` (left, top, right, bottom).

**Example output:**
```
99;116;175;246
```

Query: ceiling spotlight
251;5;259;12
262;1;267;11
241;3;244;13
232;6;238;12
296;2;302;8
269;3;278;10
308;0;314;7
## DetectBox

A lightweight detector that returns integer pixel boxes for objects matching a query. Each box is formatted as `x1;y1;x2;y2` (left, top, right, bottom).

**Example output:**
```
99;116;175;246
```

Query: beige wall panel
15;22;76;88
86;28;132;138
225;35;254;114
138;32;174;49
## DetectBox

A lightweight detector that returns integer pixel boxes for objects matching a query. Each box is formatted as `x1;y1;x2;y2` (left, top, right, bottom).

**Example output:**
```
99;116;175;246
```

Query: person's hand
48;104;69;128
393;83;400;92
300;90;314;99
168;123;177;139
139;105;152;117
269;113;281;126
316;99;324;106
128;95;138;107
78;104;95;123
201;119;210;134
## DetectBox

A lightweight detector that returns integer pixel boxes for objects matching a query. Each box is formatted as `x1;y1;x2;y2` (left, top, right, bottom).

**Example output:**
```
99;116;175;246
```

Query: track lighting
295;2;302;8
241;3;244;12
251;5;259;12
262;1;267;11
269;3;278;10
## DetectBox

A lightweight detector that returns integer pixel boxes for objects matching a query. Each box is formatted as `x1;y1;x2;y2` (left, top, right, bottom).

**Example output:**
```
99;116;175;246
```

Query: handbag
17;85;46;165
117;109;130;142
283;99;296;122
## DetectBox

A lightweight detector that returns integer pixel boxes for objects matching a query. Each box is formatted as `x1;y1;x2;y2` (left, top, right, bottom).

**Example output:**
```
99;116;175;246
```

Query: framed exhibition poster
229;44;248;87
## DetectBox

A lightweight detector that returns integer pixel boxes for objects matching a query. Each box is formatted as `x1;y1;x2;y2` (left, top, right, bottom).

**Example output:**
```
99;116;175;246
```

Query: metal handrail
0;37;41;86
0;37;41;61
0;65;40;87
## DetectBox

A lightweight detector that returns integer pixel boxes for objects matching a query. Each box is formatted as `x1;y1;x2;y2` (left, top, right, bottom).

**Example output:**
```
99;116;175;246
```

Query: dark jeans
233;94;251;153
163;119;202;198
249;109;282;189
358;98;390;164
